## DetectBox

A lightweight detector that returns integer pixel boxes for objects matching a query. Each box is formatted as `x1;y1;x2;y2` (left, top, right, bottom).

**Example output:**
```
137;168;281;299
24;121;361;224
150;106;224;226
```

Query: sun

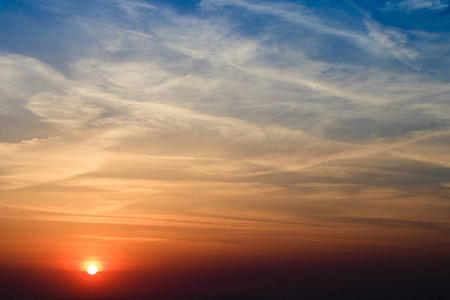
87;265;98;275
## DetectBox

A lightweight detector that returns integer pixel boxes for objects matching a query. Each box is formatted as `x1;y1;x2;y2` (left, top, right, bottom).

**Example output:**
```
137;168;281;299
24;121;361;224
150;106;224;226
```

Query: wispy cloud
398;0;449;11
0;0;449;254
200;0;420;65
333;216;450;231
363;18;419;63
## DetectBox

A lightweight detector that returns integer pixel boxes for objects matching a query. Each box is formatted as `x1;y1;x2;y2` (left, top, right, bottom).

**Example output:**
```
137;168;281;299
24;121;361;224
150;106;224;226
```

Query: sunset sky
1;0;450;299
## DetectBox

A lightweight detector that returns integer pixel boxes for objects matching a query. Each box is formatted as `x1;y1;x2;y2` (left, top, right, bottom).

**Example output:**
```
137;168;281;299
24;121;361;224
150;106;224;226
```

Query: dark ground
1;256;449;300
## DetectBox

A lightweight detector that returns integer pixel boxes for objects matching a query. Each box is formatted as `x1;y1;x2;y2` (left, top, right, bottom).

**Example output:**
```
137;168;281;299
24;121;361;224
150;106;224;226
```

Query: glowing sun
87;265;98;275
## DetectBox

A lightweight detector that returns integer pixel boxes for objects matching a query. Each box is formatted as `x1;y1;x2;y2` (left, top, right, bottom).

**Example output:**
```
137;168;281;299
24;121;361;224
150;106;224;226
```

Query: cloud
363;18;419;63
398;0;449;11
78;235;166;242
0;0;449;251
333;216;450;231
200;0;364;41
200;0;420;65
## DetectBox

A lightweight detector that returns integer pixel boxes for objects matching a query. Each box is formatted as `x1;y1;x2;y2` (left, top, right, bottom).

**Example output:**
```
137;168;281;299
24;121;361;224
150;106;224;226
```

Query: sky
0;0;450;299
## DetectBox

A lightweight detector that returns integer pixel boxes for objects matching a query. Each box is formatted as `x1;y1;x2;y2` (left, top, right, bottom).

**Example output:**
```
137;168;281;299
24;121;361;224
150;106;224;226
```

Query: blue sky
2;0;450;76
0;0;450;268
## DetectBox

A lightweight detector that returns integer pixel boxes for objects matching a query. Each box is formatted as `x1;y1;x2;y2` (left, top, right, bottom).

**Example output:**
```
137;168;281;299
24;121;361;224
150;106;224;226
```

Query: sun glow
87;265;97;275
